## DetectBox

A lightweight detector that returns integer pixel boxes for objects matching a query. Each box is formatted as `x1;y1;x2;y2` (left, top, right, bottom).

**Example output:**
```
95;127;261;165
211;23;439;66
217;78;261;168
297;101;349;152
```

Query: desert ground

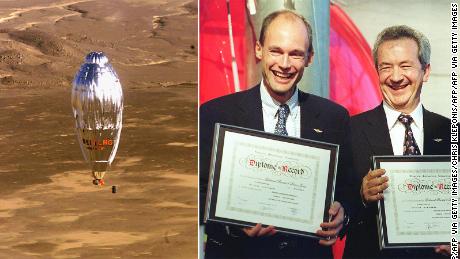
0;0;197;258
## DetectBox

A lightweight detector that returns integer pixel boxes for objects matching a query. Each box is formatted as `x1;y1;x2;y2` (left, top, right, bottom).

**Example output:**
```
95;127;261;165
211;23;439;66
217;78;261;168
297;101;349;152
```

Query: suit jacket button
279;241;288;250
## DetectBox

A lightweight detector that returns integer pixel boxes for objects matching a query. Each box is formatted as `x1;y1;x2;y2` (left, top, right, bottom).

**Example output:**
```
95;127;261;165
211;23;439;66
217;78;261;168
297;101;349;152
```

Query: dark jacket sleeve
199;102;215;225
333;109;359;234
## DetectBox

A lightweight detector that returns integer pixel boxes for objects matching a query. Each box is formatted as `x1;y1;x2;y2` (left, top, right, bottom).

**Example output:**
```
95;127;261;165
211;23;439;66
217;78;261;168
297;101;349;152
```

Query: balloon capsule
72;52;123;185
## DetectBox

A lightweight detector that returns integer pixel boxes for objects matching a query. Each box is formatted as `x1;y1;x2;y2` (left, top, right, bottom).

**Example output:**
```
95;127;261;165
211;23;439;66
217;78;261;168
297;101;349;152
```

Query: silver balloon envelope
71;52;123;185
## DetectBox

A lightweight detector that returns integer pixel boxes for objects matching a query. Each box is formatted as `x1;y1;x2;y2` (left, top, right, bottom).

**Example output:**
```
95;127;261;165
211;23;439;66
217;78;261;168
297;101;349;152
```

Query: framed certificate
204;123;339;238
373;155;451;249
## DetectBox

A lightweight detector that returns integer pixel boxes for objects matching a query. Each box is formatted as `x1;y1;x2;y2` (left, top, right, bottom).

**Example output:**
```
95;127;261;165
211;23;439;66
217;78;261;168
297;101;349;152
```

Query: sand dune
0;0;197;88
0;0;91;25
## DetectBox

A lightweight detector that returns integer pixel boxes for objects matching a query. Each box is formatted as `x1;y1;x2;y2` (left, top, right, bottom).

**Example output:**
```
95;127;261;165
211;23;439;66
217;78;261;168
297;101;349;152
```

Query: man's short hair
373;25;431;69
259;9;314;56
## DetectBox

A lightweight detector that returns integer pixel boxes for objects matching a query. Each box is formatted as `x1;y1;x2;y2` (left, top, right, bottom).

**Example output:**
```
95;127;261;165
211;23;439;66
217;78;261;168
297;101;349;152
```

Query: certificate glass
204;124;338;238
373;155;450;249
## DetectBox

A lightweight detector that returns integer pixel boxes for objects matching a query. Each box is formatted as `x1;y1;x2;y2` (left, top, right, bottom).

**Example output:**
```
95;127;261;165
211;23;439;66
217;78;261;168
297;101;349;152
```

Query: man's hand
243;223;277;237
435;245;451;256
361;169;389;204
316;201;344;246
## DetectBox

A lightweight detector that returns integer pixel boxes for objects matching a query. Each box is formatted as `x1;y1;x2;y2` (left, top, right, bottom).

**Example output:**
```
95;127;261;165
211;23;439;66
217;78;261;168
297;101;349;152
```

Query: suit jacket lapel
298;90;322;139
422;107;448;154
236;85;264;131
361;103;394;155
360;105;447;156
423;107;435;153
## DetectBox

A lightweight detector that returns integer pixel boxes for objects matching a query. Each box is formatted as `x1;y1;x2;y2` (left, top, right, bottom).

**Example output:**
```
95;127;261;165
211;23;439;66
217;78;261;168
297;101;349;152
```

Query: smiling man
254;11;314;104
200;10;354;258
343;25;451;258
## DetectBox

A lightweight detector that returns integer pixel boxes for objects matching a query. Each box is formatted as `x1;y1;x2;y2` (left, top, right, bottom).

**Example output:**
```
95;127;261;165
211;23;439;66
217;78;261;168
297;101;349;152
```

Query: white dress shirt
383;101;424;155
260;81;301;138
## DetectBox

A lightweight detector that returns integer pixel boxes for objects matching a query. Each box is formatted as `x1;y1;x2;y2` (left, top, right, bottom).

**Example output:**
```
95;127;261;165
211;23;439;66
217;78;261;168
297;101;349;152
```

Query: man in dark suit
200;10;354;258
343;25;451;258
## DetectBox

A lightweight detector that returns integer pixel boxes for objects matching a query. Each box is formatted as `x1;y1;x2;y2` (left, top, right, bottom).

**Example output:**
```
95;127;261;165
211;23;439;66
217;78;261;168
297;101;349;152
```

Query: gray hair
373;25;431;70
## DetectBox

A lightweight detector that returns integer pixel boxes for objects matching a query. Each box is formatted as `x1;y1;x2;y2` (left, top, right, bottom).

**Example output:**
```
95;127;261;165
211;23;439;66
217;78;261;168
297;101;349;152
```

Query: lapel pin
433;138;443;142
313;128;323;133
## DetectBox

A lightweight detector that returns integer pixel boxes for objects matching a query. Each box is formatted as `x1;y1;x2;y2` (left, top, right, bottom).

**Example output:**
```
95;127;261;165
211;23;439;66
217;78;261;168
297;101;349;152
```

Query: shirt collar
260;81;299;119
383;101;423;130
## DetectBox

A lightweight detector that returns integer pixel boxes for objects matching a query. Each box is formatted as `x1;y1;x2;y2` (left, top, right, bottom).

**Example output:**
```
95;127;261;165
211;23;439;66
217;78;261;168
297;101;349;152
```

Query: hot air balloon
71;52;123;185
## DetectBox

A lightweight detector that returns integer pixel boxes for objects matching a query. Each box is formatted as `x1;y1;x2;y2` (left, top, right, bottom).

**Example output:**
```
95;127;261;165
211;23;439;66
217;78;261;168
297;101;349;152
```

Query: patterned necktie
274;104;290;136
398;114;421;155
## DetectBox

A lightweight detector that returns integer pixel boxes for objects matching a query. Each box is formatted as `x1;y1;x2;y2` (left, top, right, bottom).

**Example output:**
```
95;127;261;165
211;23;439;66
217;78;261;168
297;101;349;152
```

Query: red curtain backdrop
200;0;247;104
329;3;382;116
